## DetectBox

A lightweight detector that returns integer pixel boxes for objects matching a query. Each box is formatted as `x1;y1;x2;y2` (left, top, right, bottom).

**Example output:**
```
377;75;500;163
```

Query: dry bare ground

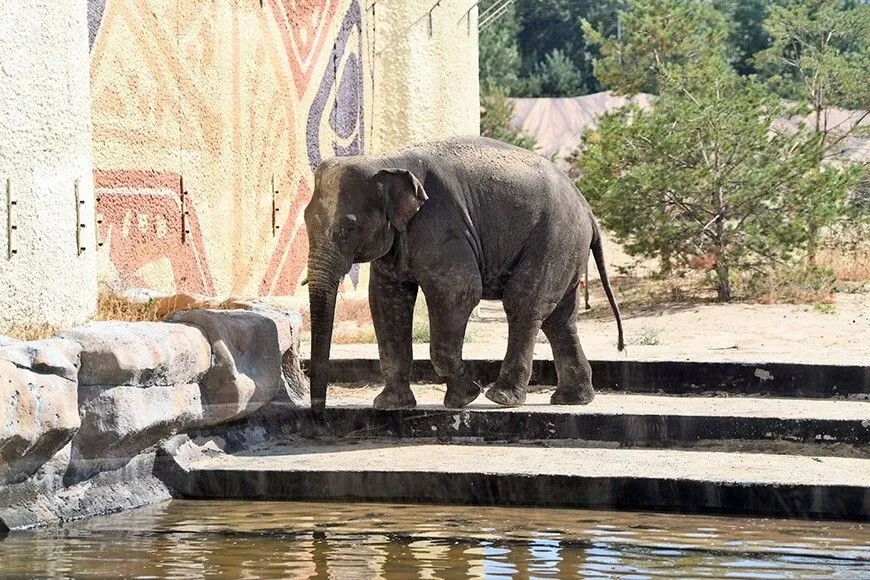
312;292;868;366
302;233;870;366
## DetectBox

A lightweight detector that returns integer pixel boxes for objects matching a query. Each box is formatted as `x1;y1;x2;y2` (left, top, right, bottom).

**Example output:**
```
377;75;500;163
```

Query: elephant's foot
444;375;482;409
550;385;595;405
373;386;417;410
484;381;527;407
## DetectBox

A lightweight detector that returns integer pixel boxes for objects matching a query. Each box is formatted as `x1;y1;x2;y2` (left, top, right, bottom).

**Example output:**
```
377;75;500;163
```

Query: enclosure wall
88;0;479;298
0;0;98;329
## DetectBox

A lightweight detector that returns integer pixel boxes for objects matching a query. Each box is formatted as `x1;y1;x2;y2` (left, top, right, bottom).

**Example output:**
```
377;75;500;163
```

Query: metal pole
6;179;16;259
75;179;85;255
180;175;188;244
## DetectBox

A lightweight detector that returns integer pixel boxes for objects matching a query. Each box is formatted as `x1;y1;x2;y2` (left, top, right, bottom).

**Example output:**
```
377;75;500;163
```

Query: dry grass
299;294;431;344
1;323;58;341
2;291;165;341
1;290;249;342
627;325;664;346
585;258;855;314
95;290;249;322
582;274;713;320
95;291;163;322
332;323;378;344
816;244;870;283
750;276;836;305
298;297;372;333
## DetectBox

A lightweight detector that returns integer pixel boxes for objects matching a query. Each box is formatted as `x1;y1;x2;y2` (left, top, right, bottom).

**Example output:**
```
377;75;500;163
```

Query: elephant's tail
590;220;625;351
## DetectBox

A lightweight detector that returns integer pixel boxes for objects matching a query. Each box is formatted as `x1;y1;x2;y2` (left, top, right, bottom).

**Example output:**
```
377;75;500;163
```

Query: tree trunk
713;181;729;301
807;221;819;267
716;262;731;302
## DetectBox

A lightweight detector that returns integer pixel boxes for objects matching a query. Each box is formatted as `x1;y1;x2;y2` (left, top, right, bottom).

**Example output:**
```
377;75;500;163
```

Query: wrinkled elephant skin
303;137;624;415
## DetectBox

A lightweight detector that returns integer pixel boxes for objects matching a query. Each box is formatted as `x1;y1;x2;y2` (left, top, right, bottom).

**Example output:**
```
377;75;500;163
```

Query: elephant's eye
339;214;358;237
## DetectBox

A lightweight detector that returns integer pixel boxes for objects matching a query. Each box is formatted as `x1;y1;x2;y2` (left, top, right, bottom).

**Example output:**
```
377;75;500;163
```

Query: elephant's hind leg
370;267;418;410
542;285;594;405
485;254;567;407
425;282;483;409
484;309;541;407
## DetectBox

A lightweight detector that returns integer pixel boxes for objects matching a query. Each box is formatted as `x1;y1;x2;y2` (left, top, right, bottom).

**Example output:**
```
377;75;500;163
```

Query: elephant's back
404;137;578;205
403;137;592;287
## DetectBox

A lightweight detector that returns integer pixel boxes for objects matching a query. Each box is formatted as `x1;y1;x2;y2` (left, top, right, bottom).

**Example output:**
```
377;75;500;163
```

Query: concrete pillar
0;1;98;330
369;0;480;154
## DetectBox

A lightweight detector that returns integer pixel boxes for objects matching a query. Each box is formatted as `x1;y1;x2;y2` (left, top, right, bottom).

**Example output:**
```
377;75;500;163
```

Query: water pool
1;500;867;578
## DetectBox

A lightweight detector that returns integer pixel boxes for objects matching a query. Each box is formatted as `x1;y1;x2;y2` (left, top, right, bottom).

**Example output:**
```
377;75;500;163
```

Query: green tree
479;0;632;97
514;0;592;93
712;0;780;75
480;86;537;150
755;0;869;262
582;0;729;95
525;49;587;97
478;0;523;93
577;64;855;301
756;0;870;113
496;0;626;96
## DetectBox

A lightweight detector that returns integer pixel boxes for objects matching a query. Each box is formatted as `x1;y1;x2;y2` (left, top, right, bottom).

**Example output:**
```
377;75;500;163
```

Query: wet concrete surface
160;437;870;520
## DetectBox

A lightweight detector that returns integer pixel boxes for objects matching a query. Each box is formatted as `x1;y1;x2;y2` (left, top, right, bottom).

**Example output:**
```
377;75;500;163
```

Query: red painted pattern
260;180;313;295
267;0;341;98
95;170;216;295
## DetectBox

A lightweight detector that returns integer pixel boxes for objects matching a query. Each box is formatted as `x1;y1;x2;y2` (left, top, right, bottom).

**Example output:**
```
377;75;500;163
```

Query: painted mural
88;0;365;296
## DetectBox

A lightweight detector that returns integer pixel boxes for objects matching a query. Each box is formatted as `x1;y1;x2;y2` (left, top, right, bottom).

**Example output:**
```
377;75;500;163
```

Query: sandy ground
303;292;869;365
293;228;868;365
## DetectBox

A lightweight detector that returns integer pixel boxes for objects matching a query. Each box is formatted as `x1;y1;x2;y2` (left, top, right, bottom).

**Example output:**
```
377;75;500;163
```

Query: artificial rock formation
168;309;287;423
57;321;213;468
0;339;82;486
59;321;212;387
0;306;307;530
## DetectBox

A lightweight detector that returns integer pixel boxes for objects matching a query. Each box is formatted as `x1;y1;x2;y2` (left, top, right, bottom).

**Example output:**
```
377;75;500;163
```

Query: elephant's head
303;159;428;416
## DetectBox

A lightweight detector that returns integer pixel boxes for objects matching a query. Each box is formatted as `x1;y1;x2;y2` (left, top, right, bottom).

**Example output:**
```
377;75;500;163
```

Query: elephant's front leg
370;267;418;410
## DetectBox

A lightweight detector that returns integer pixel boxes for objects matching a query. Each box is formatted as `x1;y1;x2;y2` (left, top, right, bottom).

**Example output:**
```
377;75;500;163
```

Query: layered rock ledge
0;307;306;531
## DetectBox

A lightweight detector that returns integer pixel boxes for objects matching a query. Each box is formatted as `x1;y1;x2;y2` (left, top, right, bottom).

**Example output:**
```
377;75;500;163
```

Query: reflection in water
0;500;867;578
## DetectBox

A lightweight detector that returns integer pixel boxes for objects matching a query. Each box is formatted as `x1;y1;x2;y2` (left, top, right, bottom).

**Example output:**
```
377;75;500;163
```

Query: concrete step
281;386;870;453
160;438;870;520
313;358;870;399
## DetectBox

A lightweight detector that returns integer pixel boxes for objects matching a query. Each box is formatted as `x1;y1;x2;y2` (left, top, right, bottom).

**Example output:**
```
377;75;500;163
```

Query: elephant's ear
373;169;428;232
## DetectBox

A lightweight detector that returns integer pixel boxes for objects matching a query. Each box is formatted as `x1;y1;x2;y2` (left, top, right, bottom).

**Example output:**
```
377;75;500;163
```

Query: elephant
304;136;624;416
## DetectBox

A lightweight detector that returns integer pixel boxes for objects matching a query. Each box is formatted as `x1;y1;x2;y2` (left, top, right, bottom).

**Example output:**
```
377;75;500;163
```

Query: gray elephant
304;136;624;416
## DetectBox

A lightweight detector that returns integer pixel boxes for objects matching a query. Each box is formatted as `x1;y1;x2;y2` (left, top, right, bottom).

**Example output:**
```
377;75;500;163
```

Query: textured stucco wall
87;0;477;298
0;1;98;329
89;0;367;297
368;0;480;154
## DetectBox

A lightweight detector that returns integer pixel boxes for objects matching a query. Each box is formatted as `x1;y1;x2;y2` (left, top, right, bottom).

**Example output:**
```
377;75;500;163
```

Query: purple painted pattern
306;0;365;171
87;0;106;50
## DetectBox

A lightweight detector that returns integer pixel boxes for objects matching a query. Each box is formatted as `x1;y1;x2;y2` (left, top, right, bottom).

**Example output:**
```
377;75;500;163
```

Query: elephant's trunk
306;244;350;418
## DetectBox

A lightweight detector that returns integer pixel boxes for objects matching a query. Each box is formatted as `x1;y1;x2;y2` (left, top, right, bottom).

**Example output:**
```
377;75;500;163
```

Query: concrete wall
0;1;98;330
88;0;479;298
369;0;480;154
88;0;368;297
